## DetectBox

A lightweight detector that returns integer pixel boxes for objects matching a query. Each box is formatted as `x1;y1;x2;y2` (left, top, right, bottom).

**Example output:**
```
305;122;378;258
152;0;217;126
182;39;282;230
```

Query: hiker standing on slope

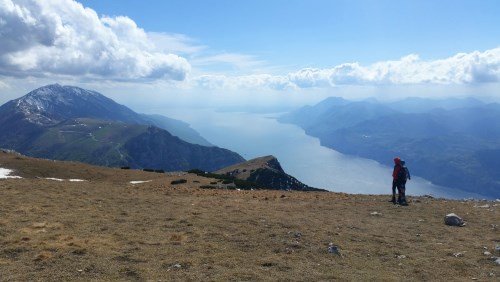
391;157;409;205
399;160;411;204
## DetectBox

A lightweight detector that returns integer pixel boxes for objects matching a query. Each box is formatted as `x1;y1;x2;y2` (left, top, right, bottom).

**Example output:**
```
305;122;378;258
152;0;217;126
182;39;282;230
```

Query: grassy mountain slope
0;84;244;171
0;152;498;280
22;118;243;172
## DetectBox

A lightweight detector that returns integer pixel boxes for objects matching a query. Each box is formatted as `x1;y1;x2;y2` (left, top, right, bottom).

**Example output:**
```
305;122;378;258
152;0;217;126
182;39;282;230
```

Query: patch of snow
0;168;22;179
130;180;152;184
69;179;86;182
45;178;64;181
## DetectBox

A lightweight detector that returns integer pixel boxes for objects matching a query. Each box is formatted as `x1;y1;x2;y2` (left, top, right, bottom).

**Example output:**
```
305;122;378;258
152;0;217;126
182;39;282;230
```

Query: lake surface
152;108;484;199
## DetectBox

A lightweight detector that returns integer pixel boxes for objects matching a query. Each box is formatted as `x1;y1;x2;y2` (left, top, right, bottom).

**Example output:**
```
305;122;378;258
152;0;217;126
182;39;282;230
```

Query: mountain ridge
279;97;500;198
0;84;243;171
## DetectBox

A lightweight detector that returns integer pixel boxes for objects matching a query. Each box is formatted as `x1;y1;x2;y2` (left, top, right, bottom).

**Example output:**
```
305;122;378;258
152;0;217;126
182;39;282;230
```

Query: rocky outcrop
216;156;325;191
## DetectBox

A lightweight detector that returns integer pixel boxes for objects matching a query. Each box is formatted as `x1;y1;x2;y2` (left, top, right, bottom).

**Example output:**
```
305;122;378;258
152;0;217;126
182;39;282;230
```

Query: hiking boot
389;197;396;204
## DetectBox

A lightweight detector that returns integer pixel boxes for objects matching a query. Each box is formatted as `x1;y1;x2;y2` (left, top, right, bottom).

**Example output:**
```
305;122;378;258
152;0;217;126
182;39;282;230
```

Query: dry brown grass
0;152;499;281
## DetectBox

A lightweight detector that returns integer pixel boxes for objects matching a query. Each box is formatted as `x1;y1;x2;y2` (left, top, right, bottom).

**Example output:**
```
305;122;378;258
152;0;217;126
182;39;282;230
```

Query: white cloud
195;74;294;90
288;48;500;86
194;47;500;90
0;0;190;81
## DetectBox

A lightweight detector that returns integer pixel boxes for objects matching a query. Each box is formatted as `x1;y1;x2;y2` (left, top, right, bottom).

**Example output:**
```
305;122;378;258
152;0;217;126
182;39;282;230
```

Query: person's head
401;160;406;166
394;157;401;165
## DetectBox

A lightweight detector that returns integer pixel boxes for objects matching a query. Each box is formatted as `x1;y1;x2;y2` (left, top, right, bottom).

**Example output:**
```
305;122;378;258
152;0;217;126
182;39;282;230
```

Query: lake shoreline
147;108;488;200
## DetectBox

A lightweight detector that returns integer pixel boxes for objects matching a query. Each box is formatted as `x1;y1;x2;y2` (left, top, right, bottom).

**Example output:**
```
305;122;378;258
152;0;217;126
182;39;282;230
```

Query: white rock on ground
444;213;466;227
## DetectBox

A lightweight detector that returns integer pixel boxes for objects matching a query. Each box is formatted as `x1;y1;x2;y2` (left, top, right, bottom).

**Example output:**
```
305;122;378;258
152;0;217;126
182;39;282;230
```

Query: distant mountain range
0;84;244;171
279;97;500;198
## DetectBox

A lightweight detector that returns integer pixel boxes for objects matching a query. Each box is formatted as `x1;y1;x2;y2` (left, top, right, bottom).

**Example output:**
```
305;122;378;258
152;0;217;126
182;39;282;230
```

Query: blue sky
0;0;499;107
79;0;500;68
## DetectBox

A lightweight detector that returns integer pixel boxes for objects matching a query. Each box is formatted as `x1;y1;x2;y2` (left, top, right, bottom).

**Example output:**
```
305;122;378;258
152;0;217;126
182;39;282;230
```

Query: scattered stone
473;204;490;208
171;179;187;185
294;232;302;239
328;243;341;256
173;263;182;269
423;194;434;199
453;252;464;257
370;211;382;216
396;255;406;259
444;213;466;227
495;258;500;265
484;251;491;256
495;244;500;255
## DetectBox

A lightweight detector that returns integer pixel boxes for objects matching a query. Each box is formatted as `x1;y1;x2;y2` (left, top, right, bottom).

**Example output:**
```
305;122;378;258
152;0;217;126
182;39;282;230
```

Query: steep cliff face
216;156;324;191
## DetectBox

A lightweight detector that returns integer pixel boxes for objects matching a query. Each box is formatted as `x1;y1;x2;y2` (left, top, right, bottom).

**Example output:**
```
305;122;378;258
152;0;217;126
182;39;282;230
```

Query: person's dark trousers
398;181;407;205
391;180;397;203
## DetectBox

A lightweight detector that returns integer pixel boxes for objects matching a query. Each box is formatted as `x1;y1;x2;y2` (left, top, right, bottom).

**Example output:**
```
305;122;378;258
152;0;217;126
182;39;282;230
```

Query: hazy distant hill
0;84;243;171
139;113;212;146
280;97;500;198
386;97;485;113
